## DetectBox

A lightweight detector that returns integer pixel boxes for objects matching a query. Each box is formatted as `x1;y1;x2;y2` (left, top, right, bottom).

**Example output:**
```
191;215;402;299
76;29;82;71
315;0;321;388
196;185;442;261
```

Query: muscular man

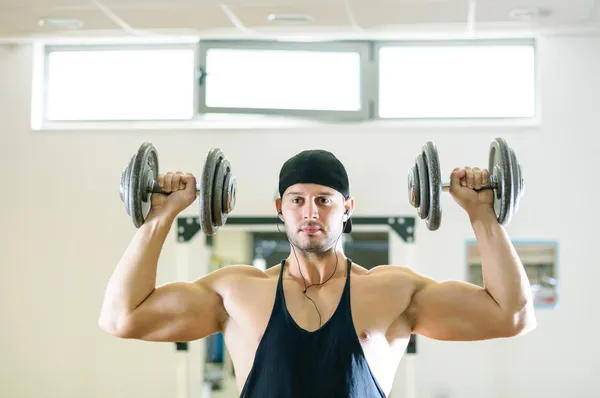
99;149;536;397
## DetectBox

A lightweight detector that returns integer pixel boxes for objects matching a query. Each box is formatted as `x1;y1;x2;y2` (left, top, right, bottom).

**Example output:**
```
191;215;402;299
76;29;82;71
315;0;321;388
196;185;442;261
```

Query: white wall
1;32;599;398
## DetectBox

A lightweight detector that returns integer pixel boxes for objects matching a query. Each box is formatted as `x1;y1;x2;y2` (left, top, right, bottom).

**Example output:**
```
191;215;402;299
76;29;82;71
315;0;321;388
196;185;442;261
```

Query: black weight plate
415;154;429;220
488;138;512;226
199;148;222;236
130;142;158;228
212;156;228;228
407;164;420;209
422;141;441;230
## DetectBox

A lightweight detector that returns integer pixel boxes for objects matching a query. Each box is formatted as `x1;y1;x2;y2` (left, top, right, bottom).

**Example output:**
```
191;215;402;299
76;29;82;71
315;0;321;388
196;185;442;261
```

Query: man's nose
303;202;319;219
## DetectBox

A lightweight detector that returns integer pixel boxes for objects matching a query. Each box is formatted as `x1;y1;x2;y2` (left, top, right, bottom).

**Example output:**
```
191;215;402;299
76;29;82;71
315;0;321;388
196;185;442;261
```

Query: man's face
277;183;349;253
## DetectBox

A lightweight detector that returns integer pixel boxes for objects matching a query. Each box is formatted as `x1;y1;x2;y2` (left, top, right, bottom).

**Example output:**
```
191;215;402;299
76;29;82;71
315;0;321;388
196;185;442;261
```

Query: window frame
372;38;538;121
196;39;373;122
42;42;201;123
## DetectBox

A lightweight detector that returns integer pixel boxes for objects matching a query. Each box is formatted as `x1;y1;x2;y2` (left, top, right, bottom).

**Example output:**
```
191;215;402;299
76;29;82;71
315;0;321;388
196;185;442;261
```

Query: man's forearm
99;213;175;326
471;210;534;314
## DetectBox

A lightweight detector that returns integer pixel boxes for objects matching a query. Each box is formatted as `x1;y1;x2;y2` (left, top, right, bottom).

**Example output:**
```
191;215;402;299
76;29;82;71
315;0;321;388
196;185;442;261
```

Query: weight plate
130;142;158;228
120;164;127;204
223;172;237;215
488;138;512;226
517;163;525;202
422;141;441;230
128;148;145;228
415;153;429;220
120;155;134;218
507;147;522;221
142;144;159;213
199;148;221;236
407;164;420;209
511;148;525;208
217;159;235;223
212;156;228;228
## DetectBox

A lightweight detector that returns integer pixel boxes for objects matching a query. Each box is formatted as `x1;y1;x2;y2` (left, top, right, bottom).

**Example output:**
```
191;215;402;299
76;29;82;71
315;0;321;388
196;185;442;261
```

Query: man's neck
285;249;347;286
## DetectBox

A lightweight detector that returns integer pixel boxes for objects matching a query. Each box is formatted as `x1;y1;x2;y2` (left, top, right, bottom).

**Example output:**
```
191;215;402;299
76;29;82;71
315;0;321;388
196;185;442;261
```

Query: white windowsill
34;115;542;132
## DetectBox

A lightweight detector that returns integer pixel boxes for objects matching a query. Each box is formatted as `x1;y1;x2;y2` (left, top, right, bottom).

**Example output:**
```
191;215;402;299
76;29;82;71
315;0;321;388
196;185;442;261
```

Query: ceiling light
509;7;552;21
267;13;314;23
38;18;85;30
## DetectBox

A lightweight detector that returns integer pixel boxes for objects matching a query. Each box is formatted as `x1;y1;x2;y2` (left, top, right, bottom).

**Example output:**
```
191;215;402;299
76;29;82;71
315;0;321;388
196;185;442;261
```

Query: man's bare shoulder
358;264;424;286
346;263;429;301
193;264;280;294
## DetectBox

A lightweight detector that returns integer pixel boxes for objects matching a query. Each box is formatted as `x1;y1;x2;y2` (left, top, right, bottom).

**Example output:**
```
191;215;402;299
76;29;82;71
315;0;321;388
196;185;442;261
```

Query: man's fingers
473;167;482;190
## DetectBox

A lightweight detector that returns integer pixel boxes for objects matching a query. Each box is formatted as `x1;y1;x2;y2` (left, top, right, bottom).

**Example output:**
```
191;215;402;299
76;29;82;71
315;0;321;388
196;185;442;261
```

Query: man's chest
224;275;411;345
221;274;413;394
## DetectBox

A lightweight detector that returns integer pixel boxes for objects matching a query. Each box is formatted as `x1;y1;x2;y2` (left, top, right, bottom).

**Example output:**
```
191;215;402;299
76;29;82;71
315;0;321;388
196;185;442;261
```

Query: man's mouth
301;227;321;234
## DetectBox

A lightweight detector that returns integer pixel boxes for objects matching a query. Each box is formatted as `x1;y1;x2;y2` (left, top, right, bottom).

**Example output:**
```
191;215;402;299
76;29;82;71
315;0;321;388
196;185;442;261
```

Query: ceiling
0;0;598;42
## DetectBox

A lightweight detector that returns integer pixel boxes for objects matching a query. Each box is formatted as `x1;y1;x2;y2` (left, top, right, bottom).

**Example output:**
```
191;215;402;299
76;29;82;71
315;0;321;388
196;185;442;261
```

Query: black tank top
240;258;387;398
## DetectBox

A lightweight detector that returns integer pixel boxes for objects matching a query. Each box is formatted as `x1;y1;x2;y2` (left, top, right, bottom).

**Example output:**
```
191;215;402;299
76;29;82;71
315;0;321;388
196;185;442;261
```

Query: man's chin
292;236;326;251
297;245;325;254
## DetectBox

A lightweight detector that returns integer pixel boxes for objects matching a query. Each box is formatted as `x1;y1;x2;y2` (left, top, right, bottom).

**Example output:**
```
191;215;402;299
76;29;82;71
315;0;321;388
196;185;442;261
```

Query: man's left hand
449;167;495;221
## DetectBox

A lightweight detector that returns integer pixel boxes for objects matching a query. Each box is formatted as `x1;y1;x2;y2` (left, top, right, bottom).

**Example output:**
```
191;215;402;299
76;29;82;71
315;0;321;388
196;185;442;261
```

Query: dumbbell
119;142;237;235
407;137;524;231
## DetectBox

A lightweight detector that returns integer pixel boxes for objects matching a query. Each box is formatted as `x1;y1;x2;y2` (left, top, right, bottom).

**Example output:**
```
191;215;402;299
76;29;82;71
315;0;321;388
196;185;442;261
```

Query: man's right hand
148;171;199;220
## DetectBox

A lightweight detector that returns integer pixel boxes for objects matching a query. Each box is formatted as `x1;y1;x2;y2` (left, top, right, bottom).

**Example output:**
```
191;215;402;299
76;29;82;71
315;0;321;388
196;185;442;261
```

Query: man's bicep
407;279;510;341
125;268;233;342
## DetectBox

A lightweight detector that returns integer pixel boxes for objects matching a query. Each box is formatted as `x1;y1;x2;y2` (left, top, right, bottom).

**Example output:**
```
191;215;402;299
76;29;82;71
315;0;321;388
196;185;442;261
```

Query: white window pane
378;44;536;118
46;48;195;121
204;49;361;111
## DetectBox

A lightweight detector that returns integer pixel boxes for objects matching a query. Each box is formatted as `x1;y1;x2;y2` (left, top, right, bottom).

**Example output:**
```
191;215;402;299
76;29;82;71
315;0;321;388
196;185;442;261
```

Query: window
376;41;536;119
38;39;538;125
44;45;196;121
198;41;369;120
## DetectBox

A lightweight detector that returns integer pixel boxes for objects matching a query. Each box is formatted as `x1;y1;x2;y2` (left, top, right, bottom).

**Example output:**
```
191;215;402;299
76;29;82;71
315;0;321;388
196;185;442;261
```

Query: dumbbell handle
441;175;498;192
147;180;201;195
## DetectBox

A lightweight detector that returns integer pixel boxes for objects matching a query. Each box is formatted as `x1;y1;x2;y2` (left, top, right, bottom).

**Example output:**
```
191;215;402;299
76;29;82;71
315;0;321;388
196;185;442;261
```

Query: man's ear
343;197;355;220
275;197;283;220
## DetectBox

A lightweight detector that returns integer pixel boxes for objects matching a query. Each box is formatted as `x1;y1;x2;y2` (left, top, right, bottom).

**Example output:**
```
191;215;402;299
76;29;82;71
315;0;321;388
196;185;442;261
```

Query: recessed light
267;13;314;23
509;7;552;21
38;18;85;29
